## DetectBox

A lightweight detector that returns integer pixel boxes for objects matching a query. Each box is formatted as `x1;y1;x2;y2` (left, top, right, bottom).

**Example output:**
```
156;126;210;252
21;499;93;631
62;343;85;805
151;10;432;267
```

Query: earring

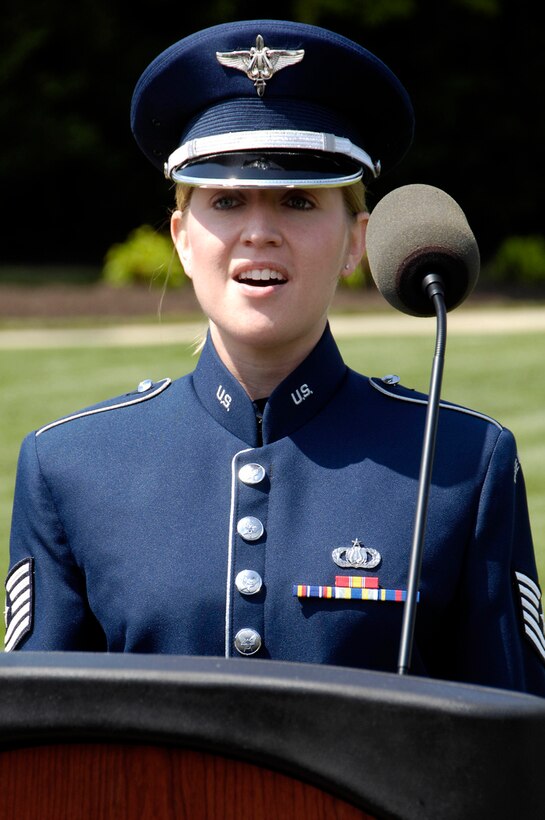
344;264;350;270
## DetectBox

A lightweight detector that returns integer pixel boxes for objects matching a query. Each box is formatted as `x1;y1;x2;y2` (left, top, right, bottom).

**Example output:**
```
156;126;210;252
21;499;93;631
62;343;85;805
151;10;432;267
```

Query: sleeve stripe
5;562;31;593
9;575;31;603
4;614;31;652
4;557;34;651
521;596;542;624
523;623;545;663
515;571;541;600
514;570;545;665
522;611;545;652
519;585;540;610
4;602;31;647
10;588;30;616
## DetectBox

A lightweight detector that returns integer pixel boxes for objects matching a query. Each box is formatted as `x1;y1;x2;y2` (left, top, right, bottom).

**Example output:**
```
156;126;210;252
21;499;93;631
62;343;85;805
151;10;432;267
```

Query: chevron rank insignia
515;571;545;663
4;557;34;652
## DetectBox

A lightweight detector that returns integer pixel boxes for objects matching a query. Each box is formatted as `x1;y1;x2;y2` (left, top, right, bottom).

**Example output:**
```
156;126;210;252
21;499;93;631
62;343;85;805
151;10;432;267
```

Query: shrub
103;225;186;288
487;235;545;285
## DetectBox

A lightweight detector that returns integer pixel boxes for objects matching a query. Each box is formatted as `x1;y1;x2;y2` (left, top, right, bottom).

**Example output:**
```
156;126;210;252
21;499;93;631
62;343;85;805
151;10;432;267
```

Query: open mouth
235;268;288;287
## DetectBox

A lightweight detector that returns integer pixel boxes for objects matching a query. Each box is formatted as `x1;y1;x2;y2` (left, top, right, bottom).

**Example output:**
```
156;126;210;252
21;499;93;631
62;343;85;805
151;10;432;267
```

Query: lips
235;267;287;287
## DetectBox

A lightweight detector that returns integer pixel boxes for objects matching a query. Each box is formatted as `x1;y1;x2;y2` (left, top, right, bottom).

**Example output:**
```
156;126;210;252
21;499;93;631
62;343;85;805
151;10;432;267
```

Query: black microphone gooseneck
397;273;446;675
365;184;480;676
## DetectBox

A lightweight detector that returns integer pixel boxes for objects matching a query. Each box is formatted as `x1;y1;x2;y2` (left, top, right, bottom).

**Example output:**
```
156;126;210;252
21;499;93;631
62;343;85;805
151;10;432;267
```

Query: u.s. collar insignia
332;538;381;570
216;35;305;97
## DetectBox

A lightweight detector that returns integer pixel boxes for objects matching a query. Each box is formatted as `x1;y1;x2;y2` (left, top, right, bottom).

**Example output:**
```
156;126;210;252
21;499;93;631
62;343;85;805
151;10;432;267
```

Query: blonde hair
341;181;367;218
175;183;193;212
174;180;367;217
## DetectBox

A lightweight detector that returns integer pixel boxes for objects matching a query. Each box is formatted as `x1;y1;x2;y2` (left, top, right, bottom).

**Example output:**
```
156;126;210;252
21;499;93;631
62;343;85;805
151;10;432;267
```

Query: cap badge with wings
216;34;305;97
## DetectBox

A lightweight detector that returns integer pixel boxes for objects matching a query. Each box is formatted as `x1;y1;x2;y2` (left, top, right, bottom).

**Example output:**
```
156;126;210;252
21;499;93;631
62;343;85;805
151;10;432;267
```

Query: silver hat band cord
165;129;379;180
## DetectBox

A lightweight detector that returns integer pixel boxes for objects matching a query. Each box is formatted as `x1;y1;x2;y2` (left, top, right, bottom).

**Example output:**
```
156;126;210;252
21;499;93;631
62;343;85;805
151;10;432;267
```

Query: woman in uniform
5;20;545;697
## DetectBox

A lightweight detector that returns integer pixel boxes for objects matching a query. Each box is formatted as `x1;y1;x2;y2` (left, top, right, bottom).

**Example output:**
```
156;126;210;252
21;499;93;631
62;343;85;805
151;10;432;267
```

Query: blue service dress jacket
5;326;545;696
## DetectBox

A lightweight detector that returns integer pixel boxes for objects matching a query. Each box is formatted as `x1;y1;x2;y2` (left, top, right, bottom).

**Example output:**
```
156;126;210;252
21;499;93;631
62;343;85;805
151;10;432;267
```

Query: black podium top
0;653;544;819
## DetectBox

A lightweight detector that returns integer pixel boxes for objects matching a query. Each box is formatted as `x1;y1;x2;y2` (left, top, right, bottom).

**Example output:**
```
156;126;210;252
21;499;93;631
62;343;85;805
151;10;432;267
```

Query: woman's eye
212;195;242;210
285;194;314;210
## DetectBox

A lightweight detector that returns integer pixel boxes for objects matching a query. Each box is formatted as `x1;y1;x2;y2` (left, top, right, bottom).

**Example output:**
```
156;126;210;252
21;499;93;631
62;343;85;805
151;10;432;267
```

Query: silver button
234;628;262;656
235;570;263;595
381;374;400;386
237;516;264;541
238;463;266;485
137;379;153;393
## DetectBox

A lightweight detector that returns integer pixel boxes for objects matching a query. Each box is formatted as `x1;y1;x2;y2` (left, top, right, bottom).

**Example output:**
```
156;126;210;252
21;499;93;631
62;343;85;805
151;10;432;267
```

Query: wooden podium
0;653;544;819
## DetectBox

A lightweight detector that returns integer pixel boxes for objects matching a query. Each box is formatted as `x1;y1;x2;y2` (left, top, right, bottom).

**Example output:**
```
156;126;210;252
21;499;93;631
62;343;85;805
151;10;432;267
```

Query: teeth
238;268;286;282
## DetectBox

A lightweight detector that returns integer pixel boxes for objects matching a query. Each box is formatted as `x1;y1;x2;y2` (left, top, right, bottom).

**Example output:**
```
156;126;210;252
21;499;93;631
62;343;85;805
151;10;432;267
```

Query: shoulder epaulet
369;376;503;432
36;378;171;437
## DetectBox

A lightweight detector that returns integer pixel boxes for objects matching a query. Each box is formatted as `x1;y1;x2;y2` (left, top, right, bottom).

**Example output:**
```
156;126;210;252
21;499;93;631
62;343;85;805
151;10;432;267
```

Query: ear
171;209;193;280
341;211;369;278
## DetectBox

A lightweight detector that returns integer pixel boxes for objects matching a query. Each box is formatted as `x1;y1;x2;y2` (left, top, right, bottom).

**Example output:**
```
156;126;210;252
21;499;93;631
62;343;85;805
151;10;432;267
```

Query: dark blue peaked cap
131;20;414;188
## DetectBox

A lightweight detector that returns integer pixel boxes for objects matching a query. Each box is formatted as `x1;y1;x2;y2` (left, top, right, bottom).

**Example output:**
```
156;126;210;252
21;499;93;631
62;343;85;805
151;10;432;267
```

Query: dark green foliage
487;236;545;285
103;225;186;288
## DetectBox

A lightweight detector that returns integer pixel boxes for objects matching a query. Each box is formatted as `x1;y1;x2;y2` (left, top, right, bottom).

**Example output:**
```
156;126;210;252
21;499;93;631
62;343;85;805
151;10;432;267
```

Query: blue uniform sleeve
4;433;105;651
447;428;545;696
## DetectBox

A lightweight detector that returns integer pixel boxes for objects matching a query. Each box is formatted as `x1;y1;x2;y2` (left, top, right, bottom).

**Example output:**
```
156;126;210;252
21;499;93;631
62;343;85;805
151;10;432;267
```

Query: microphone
365;184;481;675
365;183;480;316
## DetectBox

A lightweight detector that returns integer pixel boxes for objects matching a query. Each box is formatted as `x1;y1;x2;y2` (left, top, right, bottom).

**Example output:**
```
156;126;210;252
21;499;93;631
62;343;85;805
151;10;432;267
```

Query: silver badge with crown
332;538;382;570
216;34;305;97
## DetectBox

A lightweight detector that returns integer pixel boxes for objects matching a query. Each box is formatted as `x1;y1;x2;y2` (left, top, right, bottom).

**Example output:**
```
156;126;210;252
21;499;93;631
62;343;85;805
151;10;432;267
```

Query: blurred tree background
1;0;543;283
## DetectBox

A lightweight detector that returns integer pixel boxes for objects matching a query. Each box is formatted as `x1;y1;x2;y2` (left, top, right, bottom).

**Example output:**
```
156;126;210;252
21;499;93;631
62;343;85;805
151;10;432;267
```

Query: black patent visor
171;150;365;188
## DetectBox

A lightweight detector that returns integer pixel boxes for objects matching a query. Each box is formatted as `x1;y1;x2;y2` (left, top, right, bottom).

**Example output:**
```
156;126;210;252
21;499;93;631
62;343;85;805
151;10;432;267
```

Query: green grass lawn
1;327;543;614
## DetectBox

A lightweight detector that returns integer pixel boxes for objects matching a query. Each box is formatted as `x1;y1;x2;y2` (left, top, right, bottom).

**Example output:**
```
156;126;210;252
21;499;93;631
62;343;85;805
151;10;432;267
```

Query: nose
239;202;282;247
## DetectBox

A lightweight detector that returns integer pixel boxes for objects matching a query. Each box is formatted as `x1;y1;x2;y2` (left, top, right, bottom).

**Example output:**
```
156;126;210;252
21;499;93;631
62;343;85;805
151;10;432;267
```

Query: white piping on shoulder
369;378;503;431
225;448;254;658
35;378;172;437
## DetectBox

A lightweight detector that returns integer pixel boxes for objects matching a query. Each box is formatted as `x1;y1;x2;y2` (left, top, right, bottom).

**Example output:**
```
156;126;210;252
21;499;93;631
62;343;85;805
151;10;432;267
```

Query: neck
209;322;326;400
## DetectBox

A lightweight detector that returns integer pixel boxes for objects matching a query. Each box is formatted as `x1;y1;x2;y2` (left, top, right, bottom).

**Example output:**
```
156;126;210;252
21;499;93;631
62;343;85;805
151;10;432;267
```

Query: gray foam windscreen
366;184;480;316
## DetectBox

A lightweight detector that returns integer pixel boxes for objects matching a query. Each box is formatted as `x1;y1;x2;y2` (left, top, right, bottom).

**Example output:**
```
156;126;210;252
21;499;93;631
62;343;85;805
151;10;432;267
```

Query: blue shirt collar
191;324;347;446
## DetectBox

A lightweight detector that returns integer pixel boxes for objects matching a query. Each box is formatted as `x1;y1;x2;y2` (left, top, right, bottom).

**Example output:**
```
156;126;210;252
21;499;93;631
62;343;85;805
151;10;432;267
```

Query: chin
229;316;323;351
233;323;290;348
